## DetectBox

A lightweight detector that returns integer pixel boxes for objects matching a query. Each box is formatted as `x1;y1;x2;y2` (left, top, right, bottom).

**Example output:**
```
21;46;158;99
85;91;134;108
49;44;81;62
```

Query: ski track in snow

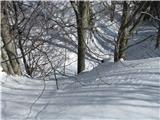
0;57;160;120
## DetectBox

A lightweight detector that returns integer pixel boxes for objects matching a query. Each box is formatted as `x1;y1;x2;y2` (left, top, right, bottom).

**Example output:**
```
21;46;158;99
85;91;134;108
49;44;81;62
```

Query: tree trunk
114;1;150;62
114;2;129;62
110;1;116;22
1;1;21;75
74;1;90;73
155;24;160;48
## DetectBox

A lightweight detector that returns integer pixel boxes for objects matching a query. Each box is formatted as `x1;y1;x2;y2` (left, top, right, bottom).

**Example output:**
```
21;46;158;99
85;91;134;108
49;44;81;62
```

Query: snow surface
0;57;160;120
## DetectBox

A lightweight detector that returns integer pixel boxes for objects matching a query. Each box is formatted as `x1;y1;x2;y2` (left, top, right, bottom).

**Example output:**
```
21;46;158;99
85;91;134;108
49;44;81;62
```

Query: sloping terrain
1;57;160;120
65;23;160;73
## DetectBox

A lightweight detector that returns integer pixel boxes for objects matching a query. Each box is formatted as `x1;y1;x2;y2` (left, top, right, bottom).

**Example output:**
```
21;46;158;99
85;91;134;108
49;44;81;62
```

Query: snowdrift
1;57;160;120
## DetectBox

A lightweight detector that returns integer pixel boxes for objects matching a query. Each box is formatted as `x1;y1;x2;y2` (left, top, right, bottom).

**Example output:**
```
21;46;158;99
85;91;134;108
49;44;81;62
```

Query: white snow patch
120;58;124;62
1;57;160;120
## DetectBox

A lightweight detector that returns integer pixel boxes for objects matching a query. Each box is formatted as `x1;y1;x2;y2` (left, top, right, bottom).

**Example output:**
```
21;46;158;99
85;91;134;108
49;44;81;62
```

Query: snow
120;58;124;62
127;24;159;60
1;57;160;120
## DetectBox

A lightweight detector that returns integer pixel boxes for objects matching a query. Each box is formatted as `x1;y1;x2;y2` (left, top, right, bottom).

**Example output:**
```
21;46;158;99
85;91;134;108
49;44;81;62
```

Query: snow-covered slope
1;57;160;120
127;24;160;60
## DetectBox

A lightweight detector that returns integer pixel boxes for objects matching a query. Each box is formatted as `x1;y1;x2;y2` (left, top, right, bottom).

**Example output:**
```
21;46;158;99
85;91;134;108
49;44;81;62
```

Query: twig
123;35;153;51
24;76;46;120
141;12;160;22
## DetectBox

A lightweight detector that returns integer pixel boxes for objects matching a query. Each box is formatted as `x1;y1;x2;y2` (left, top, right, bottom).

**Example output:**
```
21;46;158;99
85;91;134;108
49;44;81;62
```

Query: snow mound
1;57;160;120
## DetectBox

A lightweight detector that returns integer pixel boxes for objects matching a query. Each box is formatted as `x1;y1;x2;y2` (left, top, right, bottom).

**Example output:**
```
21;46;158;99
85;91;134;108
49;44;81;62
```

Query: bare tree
114;1;150;62
1;1;21;75
71;1;90;73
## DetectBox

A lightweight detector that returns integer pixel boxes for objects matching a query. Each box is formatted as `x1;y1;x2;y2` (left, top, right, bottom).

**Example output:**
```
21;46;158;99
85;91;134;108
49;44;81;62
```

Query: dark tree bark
114;2;129;62
71;1;90;73
155;24;160;48
110;1;116;22
150;2;160;48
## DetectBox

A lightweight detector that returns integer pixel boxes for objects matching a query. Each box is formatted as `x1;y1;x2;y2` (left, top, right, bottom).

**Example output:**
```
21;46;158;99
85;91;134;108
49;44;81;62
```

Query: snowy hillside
64;23;160;74
1;57;160;120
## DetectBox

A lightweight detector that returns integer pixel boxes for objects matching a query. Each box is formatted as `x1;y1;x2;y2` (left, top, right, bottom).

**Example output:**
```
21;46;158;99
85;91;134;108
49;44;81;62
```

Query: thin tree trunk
72;1;90;73
18;36;31;76
110;1;116;22
114;2;129;62
155;24;160;48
